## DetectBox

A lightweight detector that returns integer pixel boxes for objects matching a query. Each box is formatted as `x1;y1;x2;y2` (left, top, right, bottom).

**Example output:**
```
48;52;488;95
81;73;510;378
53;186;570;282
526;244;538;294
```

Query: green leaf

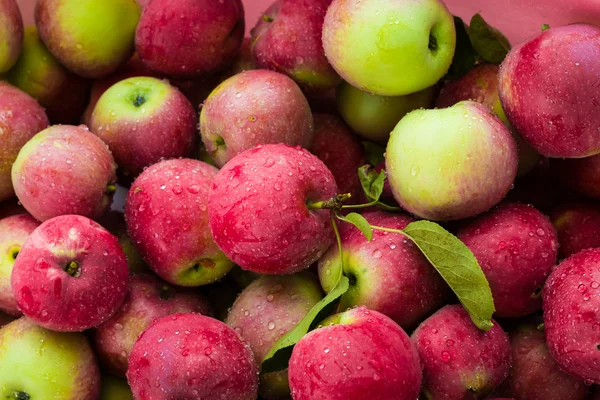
362;141;386;166
445;16;480;80
468;14;511;64
338;212;373;241
402;220;495;330
358;165;385;202
260;276;350;373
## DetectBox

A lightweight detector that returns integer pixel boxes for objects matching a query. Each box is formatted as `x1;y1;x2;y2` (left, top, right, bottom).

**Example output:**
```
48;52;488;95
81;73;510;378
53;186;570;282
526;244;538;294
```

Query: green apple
35;0;141;78
100;376;133;400
0;318;100;399
337;80;437;143
0;0;23;74
322;0;456;96
386;101;518;221
6;26;90;124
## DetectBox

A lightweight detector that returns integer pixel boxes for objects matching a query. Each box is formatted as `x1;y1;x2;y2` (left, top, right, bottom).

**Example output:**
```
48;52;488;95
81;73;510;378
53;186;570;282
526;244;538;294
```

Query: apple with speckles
0;0;23;73
11;214;129;332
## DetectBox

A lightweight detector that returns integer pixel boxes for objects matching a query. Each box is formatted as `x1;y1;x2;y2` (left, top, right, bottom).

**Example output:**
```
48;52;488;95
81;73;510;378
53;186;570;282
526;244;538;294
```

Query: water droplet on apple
267;321;276;330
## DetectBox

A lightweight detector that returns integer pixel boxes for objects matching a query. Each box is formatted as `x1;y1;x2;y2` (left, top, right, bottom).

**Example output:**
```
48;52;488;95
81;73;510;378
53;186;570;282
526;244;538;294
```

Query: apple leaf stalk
261;165;495;373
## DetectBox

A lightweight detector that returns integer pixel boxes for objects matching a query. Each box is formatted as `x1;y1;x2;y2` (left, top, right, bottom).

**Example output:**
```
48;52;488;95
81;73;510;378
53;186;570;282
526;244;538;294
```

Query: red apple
11;214;129;332
551;202;600;259
11;125;117;222
126;159;233;286
126;313;258;400
199;69;314;167
208;144;337;275
0;0;23;73
0;81;49;202
288;306;422;400
135;0;245;78
0;214;39;316
94;273;212;377
499;24;600;158
98;211;147;274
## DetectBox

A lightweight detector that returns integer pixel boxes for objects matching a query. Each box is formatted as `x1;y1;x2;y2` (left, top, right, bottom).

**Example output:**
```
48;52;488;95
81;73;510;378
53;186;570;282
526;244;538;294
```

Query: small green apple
322;0;456;96
386;101;518;220
0;318;100;399
337;80;437;143
35;0;141;78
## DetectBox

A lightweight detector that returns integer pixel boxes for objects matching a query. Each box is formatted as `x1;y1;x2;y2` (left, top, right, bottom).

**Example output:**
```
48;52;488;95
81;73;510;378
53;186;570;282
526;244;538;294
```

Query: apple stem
541;23;550;31
11;391;30;400
64;261;81;277
369;224;412;241
306;193;352;211
106;184;117;194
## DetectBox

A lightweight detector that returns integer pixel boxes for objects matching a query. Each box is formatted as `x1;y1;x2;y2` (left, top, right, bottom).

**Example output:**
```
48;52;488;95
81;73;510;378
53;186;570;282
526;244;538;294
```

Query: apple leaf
338;212;373;241
362;141;386;166
468;14;511;64
445;16;480;80
261;276;350;374
358;165;385;202
401;220;495;330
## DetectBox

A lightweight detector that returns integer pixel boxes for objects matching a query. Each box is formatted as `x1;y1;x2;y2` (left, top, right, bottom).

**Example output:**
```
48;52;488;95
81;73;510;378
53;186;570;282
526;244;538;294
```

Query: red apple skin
0;214;39;316
90;77;197;180
498;324;588;400
319;210;449;330
0;0;23;73
126;313;259;400
98;211;147;274
551;202;600;259
126;159;233;287
289;306;422;400
250;0;340;92
11;125;117;222
457;203;558;318
311;113;366;201
543;248;600;384
556;154;600;201
208;144;337;275
412;305;512;400
94;273;212;377
199;69;314;168
226;272;323;399
498;24;600;158
0;82;49;202
135;0;245;78
11;215;129;332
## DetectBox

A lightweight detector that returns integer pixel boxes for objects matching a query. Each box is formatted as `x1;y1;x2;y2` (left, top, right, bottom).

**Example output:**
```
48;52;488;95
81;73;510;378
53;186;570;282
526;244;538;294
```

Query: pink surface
16;0;600;45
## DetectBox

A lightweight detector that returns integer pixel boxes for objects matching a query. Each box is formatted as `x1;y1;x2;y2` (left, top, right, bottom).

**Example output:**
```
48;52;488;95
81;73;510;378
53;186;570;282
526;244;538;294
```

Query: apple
226;272;323;399
319;210;449;329
288;306;422;400
498;323;588;400
199;69;314;168
0;214;39;316
322;0;456;96
436;63;541;176
7;26;91;124
90;76;197;181
386;101;518;221
126;158;233;286
250;0;340;91
11;124;117;222
498;23;600;158
457;203;558;318
208;144;338;275
551;202;600;259
35;0;141;78
311;113;366;200
100;375;133;400
337;81;437;143
11;214;129;332
543;248;600;384
94;273;212;377
126;313;259;400
135;0;245;78
0;0;23;73
0;81;49;203
412;304;512;399
0;317;100;399
556;154;600;201
98;211;147;273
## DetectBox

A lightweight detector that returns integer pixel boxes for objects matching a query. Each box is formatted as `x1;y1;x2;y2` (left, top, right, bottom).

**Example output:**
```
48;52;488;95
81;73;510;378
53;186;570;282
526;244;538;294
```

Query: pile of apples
1;0;600;399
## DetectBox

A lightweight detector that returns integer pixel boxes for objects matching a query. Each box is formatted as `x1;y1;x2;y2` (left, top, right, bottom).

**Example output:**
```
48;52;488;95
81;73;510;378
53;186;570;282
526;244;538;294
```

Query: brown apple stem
306;193;352;211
